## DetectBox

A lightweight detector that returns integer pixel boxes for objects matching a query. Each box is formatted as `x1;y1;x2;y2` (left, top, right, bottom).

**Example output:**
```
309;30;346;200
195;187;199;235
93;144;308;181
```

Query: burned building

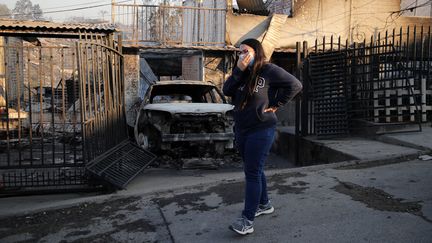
115;0;431;133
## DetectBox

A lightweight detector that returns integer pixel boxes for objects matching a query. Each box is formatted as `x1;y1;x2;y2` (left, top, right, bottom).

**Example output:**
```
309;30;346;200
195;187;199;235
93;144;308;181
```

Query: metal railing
112;3;226;46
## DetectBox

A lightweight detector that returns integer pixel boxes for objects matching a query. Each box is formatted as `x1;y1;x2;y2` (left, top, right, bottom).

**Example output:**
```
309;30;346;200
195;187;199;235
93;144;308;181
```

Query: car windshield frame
147;83;227;104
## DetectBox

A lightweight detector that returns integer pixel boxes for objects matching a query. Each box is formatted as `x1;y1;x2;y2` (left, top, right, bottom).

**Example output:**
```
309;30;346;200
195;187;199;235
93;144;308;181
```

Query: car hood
143;103;234;114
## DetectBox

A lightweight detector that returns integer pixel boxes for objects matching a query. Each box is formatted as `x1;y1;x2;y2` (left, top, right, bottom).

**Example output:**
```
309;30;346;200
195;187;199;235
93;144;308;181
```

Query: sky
2;0;125;22
2;0;430;22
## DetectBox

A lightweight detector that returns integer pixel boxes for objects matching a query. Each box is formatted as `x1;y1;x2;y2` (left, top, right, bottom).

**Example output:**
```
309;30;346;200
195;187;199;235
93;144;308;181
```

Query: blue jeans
235;126;275;221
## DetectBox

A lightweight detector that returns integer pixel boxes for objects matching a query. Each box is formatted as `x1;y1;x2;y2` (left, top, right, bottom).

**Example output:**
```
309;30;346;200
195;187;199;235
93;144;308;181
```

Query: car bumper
161;132;234;142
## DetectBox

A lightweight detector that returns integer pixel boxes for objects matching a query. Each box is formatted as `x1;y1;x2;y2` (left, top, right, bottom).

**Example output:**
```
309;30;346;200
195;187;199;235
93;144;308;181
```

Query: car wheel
136;127;161;153
137;132;150;150
215;141;226;156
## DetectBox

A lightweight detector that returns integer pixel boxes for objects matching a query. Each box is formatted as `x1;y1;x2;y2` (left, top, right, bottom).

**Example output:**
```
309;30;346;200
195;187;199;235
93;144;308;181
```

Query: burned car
134;80;234;156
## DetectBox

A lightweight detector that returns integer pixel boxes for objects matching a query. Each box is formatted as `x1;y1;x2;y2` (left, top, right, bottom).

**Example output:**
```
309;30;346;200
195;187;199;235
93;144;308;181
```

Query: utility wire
382;1;432;29
42;0;113;11
0;0;134;18
391;1;431;15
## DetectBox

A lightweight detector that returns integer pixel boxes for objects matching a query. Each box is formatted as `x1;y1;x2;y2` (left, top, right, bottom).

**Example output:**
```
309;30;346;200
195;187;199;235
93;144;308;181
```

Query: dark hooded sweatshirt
223;63;303;135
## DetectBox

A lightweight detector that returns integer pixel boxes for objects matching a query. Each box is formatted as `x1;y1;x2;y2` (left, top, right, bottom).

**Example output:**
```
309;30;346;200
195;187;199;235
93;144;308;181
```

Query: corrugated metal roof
0;19;117;33
237;0;267;12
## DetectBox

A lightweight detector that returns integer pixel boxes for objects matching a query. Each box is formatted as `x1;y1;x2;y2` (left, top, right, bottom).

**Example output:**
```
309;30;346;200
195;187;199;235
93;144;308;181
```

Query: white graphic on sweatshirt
254;77;265;93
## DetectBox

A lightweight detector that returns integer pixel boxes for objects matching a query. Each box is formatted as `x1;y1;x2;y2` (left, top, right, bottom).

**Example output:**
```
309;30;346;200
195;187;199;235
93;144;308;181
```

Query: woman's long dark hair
239;38;267;110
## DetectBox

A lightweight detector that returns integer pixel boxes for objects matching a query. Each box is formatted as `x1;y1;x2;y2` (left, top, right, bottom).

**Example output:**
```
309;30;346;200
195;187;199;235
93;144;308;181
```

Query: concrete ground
0;127;431;243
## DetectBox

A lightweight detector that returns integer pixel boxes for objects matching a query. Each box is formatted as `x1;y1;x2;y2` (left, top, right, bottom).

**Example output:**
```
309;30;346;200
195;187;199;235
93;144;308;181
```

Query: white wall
401;0;432;17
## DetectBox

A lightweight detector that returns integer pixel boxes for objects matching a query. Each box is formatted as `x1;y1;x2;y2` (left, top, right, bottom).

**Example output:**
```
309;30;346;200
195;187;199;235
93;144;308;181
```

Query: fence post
301;41;309;137
111;0;116;24
295;42;301;166
428;26;431;127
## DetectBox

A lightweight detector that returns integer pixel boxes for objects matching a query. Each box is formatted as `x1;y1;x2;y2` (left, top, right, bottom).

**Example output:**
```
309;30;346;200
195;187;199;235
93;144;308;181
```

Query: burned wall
3;37;24;104
227;0;431;49
182;55;203;81
0;37;5;107
123;51;140;127
203;52;233;90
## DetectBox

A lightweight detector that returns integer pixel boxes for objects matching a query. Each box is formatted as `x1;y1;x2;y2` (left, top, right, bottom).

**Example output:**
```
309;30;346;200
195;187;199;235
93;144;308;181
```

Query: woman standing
223;39;303;235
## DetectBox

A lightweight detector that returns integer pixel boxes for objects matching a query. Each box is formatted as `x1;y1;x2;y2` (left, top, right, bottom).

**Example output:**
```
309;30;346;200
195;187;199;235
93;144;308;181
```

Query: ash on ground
148;152;294;170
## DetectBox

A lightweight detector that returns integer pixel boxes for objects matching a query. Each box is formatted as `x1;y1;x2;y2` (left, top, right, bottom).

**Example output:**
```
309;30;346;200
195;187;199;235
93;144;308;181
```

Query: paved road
1;159;431;243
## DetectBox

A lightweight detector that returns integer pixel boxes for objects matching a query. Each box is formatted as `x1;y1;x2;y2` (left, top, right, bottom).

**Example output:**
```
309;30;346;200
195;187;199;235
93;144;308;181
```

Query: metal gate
76;33;127;163
308;51;350;136
0;32;127;195
77;33;155;189
304;26;431;137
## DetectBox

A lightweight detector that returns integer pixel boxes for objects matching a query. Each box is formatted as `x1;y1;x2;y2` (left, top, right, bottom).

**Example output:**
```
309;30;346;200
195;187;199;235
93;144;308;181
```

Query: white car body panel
143;103;234;114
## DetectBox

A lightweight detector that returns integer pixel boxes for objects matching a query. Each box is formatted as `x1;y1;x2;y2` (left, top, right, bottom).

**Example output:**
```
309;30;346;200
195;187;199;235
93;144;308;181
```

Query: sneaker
229;215;254;235
255;201;274;217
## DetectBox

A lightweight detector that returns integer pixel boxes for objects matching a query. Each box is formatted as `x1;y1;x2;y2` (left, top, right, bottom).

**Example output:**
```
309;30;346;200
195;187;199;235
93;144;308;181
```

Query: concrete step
351;120;422;135
376;126;432;151
274;126;426;166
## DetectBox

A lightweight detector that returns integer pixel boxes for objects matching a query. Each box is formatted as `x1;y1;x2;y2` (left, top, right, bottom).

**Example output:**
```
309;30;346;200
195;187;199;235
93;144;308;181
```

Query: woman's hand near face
237;53;251;71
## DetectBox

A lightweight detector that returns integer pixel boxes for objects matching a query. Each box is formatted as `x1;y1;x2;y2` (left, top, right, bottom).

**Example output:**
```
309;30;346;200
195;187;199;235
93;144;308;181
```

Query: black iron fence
299;26;431;137
0;33;126;195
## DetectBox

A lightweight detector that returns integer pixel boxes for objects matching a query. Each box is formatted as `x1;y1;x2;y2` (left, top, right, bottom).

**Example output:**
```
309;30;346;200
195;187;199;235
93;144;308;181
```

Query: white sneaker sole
255;206;274;217
229;225;254;235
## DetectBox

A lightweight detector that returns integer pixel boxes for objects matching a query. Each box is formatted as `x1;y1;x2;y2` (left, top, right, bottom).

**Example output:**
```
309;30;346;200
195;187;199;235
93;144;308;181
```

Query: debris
418;154;432;161
181;158;220;170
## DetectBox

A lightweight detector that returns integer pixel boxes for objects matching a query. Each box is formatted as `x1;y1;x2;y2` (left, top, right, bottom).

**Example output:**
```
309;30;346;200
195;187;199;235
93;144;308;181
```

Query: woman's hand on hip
264;107;278;113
